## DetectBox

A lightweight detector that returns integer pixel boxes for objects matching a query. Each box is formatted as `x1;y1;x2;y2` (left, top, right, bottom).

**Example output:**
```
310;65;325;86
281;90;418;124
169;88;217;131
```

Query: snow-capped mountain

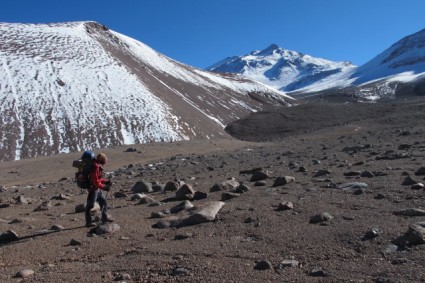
208;29;425;100
0;22;294;161
207;44;355;92
294;28;425;100
353;28;425;84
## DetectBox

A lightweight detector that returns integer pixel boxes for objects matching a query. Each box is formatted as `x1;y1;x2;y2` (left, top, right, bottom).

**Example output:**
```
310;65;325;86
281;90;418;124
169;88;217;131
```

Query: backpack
72;150;96;189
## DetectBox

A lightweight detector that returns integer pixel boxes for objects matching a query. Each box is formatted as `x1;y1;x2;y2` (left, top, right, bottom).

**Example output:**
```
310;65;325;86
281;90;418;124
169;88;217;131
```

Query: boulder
15;269;34;278
338;182;368;190
164;181;180;192
277;201;294;211
131;181;153;193
154;202;224;229
415;167;425;176
0;230;19;242
95;223;121;235
250;171;269;182
310;212;333;224
221;192;240;201
170;200;194;214
272;176;295;187
175;184;195;201
393;208;425;216
393;224;425;247
178;201;225;227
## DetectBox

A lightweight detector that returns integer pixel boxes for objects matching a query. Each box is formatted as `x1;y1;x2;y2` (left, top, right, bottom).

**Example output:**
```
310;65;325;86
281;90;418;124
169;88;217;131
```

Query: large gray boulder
131;181;153;193
175;184;195;201
154;201;225;229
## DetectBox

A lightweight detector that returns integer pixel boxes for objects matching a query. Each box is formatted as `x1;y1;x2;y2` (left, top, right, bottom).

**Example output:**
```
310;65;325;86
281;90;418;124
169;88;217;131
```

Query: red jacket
90;160;108;190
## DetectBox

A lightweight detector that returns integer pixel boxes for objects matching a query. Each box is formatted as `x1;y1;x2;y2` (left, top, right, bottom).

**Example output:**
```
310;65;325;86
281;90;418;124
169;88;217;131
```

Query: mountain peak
208;44;354;92
256;44;281;56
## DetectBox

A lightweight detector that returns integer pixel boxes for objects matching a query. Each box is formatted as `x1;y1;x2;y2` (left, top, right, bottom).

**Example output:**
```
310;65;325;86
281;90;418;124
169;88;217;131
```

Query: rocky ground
1;98;425;282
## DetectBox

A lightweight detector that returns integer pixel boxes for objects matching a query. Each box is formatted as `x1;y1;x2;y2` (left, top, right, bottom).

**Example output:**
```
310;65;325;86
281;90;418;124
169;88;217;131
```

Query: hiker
85;153;112;227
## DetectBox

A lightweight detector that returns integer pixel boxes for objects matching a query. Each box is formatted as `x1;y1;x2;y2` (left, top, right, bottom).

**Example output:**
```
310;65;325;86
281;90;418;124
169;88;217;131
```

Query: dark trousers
85;189;108;224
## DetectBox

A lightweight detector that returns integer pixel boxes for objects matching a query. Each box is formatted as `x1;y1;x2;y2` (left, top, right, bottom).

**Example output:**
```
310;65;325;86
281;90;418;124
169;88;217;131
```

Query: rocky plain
1;97;425;282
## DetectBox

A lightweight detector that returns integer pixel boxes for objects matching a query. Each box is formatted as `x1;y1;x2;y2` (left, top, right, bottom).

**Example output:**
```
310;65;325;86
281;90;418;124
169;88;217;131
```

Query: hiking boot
85;223;97;228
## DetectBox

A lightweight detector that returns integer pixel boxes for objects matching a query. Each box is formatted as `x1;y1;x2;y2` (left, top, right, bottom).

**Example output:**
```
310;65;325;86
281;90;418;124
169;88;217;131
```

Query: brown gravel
1;99;425;282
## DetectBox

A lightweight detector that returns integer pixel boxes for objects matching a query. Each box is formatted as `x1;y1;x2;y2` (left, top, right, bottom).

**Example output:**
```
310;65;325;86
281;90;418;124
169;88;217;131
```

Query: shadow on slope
225;98;425;141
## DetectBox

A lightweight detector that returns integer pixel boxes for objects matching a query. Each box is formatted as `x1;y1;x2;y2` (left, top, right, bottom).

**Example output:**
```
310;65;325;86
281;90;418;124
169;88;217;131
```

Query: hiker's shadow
0;225;86;247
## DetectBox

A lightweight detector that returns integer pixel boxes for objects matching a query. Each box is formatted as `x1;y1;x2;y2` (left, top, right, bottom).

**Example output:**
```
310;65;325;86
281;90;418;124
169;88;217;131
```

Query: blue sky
1;0;425;69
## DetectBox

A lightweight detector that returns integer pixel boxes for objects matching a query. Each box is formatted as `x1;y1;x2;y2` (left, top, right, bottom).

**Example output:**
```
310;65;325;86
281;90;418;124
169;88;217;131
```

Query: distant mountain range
207;28;425;100
0;21;293;161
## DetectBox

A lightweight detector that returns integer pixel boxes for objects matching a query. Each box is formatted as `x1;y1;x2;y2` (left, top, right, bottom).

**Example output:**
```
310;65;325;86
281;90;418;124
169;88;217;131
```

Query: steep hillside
0;22;294;161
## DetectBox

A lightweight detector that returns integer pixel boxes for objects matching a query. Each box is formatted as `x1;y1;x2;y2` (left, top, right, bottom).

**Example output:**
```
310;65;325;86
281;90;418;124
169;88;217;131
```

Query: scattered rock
51;193;71;200
170;200;194;214
411;183;424;190
221;192;240;201
342;144;371;153
175;184;195;201
254;260;272;270
233;183;251;193
115;273;132;280
15;269;34;278
402;176;418;186
393;224;425;247
313;170;331;178
151;211;168;218
114;191;128;198
393;208;425;216
338;182;368;191
415;167;425;176
272;176;295;187
193;191;208;200
310;212;333;224
0;230;19;242
360;170;375;178
374;193;386;200
254;181;267;186
34;201;52;211
174;233;193;240
95;223;121;235
309;268;327;277
276;259;299;269
240;167;262;175
362;228;382;241
210;178;241;192
69;239;82;246
178;201;225;227
138;196;156;205
344;171;361;176
171;267;191;276
132;181;153;193
250;171;269;182
51;224;64;231
164;181;180;192
15;195;28;205
131;193;145;201
277;201;294;211
155;201;224;229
